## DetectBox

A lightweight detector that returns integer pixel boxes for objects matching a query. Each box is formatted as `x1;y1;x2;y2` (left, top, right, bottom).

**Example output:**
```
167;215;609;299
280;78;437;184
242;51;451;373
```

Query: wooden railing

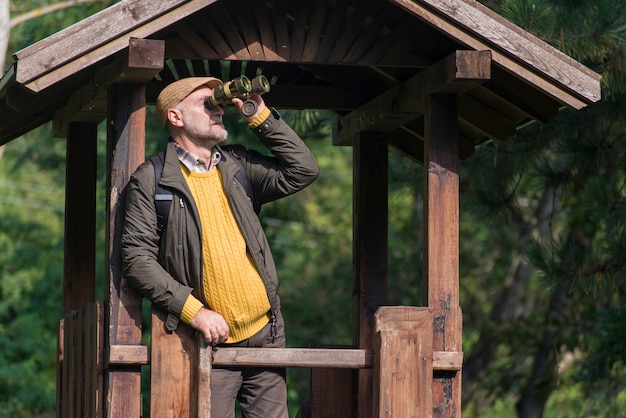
58;303;462;417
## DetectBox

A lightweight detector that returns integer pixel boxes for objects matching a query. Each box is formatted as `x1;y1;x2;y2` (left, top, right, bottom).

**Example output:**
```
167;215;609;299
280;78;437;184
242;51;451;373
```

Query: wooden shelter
0;0;600;417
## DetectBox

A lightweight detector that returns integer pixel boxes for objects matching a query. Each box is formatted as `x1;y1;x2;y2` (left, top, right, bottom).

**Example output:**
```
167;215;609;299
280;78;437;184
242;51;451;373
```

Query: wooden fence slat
198;337;212;418
57;318;65;418
77;309;85;418
69;311;78;418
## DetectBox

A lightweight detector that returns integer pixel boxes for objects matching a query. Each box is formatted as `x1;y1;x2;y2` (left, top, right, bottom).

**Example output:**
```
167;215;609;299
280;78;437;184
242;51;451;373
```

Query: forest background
1;0;625;417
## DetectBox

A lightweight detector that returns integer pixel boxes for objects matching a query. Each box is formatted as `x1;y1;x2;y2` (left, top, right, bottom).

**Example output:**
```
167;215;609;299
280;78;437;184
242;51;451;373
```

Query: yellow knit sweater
179;165;270;343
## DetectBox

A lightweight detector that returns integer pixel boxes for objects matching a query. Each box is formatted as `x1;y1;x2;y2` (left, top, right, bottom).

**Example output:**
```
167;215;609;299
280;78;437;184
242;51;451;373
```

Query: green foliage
0;127;65;416
2;1;626;417
460;1;626;416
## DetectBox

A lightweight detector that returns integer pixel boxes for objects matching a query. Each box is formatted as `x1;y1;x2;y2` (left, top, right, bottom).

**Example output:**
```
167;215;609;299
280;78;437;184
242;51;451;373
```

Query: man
121;77;319;418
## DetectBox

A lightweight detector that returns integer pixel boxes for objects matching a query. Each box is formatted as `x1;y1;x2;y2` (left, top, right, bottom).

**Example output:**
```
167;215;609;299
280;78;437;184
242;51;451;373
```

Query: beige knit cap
156;77;222;126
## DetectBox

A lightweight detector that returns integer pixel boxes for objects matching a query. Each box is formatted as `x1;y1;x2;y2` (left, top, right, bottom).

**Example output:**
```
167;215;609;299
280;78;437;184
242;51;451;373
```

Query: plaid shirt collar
173;142;221;173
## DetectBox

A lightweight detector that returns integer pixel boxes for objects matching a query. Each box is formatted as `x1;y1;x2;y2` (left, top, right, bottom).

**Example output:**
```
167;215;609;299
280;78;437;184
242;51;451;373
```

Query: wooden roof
0;0;601;159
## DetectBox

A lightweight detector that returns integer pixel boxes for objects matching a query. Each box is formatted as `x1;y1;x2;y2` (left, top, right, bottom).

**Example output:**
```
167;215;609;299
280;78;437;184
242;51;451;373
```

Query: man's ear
167;108;184;127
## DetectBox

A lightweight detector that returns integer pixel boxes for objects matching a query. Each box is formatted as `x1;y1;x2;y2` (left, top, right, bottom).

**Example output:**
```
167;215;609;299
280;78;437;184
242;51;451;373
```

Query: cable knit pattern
182;165;270;343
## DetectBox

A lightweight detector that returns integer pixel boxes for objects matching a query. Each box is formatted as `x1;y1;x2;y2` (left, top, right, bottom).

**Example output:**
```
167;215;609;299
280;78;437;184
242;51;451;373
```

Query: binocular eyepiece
205;75;270;117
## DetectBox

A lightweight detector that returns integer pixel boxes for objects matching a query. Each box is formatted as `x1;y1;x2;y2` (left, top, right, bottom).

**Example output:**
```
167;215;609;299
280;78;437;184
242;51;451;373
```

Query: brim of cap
156;76;223;126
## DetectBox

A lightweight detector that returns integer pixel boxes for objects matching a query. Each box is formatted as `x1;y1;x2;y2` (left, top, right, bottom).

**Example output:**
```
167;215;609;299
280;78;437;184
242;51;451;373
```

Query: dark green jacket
121;110;319;331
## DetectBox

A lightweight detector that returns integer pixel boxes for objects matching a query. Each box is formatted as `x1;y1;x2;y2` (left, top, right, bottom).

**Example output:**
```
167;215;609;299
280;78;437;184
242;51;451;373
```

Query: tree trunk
516;281;570;418
462;184;559;411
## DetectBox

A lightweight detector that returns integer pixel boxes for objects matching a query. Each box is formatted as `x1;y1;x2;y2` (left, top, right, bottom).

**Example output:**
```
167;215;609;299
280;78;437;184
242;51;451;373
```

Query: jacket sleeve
244;108;320;204
121;161;194;317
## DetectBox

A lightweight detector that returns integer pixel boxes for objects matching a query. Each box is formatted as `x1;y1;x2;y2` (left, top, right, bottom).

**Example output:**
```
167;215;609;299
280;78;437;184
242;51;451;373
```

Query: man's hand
232;95;266;123
190;307;230;345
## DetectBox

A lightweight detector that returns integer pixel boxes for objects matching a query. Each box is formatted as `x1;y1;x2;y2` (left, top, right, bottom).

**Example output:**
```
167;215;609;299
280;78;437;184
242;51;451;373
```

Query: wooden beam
333;50;491;145
19;0;217;93
53;38;165;137
63;122;97;313
390;0;601;108
104;83;146;418
16;1;181;85
265;85;362;110
353;132;389;418
458;94;516;142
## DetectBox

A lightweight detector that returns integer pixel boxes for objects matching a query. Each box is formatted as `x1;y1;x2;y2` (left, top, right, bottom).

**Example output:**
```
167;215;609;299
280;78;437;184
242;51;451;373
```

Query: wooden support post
353;132;389;418
373;307;434;418
104;83;146;418
150;306;201;417
63;122;97;313
423;94;462;417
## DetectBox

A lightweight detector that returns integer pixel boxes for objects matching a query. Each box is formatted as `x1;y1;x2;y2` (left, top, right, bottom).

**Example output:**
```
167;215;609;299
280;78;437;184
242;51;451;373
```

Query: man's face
174;86;228;144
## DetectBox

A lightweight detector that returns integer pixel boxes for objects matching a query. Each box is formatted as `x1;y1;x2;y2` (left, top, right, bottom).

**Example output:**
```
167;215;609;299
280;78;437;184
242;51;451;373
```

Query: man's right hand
190;307;230;345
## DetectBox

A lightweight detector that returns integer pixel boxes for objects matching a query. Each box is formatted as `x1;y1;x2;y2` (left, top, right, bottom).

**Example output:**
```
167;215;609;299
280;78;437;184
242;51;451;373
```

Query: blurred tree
462;1;626;417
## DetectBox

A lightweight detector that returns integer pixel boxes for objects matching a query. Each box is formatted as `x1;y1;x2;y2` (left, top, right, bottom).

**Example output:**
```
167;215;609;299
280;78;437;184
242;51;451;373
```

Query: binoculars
205;75;270;117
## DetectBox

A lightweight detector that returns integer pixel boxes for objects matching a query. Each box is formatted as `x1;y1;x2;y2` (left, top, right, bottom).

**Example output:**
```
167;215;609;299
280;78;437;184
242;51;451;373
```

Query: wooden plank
269;0;291;61
198;337;213;418
57;318;65;418
373;307;434;418
15;0;182;84
109;345;150;365
96;301;105;418
198;23;238;60
314;0;351;62
389;0;600;108
342;3;403;63
105;83;146;418
212;348;373;369
310;368;353;418
22;0;218;92
172;22;220;60
487;68;560;124
328;1;386;63
300;0;327;62
68;312;78;418
249;0;281;61
290;0;311;62
357;15;415;65
84;305;96;418
333;50;491;145
433;351;463;371
210;2;252;60
78;309;86;418
235;1;266;60
423;93;462;417
63;123;97;313
150;306;199;418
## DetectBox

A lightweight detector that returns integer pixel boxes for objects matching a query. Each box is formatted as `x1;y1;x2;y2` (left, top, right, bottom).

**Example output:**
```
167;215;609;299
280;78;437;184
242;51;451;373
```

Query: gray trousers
210;310;288;418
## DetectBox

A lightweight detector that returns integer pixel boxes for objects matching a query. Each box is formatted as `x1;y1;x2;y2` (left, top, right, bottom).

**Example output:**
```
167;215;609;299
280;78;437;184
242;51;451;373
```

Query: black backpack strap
149;151;172;236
